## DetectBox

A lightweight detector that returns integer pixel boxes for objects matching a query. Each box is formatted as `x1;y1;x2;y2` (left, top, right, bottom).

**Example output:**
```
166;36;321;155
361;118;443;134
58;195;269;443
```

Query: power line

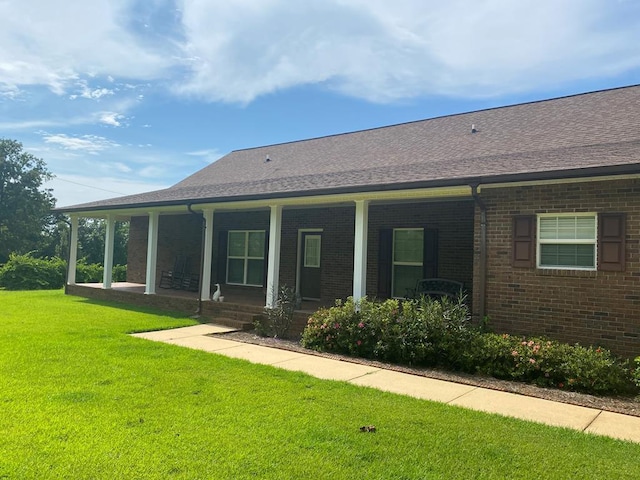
53;176;127;195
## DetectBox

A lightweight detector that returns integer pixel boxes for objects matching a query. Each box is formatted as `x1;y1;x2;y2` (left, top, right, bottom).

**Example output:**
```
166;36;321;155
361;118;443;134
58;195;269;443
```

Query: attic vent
471;124;478;134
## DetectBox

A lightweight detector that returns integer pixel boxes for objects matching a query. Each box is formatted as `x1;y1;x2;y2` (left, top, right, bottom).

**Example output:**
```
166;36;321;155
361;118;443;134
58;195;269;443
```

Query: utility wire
53;176;127;195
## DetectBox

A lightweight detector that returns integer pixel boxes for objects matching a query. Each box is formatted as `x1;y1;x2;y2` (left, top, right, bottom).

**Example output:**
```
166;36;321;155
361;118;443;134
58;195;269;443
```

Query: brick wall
127;214;203;285
127;201;475;305
367;200;475;299
474;178;640;358
281;206;356;304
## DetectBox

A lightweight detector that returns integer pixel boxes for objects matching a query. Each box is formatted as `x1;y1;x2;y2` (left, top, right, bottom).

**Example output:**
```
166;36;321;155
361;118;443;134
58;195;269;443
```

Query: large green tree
0;139;56;263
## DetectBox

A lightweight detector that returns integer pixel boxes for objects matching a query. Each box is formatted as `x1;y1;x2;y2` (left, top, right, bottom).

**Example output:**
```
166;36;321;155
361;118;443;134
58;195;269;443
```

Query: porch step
209;316;254;331
203;302;264;331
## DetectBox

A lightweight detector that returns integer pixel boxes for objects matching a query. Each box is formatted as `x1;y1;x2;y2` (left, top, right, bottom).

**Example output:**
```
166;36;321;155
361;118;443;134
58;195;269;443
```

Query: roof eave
54;163;640;215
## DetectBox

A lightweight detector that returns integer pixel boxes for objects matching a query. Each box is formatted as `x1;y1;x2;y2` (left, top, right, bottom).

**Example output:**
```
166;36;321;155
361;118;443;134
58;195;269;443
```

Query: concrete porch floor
77;282;326;311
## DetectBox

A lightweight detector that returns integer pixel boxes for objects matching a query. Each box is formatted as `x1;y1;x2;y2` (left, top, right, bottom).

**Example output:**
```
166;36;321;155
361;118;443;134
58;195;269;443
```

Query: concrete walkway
131;324;640;444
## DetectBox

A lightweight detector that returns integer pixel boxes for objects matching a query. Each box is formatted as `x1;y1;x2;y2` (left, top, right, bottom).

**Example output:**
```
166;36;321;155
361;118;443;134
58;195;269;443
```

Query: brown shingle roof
61;85;640;212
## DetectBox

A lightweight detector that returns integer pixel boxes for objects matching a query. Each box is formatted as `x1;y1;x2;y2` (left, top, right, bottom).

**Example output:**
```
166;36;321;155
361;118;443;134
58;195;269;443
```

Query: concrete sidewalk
131;324;640;444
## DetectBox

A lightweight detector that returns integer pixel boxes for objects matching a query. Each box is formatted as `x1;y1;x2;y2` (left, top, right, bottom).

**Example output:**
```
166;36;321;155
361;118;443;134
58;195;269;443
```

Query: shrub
76;261;103;283
633;357;640;389
301;296;637;396
75;262;127;283
302;295;476;367
469;334;635;395
0;253;66;290
256;285;301;338
113;264;127;282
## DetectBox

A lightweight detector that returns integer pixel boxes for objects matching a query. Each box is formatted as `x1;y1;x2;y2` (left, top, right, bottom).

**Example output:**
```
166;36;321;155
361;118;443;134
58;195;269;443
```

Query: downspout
188;204;206;317
470;184;487;321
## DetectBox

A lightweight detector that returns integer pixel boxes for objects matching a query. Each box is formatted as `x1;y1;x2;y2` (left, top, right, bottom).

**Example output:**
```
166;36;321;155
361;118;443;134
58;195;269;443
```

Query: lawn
1;290;639;479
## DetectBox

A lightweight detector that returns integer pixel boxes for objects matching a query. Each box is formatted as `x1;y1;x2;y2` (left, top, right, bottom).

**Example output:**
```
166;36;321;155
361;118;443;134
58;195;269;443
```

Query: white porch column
266;204;283;308
200;209;215;301
67;216;79;285
102;214;116;289
352;200;369;302
145;211;159;295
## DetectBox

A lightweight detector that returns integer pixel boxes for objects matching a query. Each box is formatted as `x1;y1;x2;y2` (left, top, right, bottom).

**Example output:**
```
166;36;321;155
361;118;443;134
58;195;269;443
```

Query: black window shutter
377;229;393;298
598;213;626;272
217;230;228;284
423;228;439;278
512;216;535;268
263;230;269;287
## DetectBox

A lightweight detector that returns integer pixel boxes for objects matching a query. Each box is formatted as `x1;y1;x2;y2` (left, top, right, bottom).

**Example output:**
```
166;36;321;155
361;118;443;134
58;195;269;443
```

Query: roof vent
471;124;477;134
265;155;271;163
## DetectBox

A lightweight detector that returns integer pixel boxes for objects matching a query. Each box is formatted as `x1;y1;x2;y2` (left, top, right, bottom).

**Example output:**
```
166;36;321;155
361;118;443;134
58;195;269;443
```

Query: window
537;214;596;269
304;235;321;268
227;230;265;286
392;228;423;297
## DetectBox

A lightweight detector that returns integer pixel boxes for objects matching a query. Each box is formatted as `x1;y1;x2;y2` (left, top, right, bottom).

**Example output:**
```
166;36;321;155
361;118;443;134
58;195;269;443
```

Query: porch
67;282;324;336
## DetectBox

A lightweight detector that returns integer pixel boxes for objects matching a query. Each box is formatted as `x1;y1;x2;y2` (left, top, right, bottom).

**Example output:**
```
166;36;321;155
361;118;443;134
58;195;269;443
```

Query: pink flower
511;350;519;357
529;358;536;364
358;322;365;329
357;340;362;346
334;323;340;329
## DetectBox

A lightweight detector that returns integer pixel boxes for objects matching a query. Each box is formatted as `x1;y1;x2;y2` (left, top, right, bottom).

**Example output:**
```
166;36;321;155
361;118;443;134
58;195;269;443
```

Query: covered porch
65;184;480;329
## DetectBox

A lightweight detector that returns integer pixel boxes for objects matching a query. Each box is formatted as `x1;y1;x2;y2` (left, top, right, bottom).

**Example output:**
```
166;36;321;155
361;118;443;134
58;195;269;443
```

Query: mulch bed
215;330;640;418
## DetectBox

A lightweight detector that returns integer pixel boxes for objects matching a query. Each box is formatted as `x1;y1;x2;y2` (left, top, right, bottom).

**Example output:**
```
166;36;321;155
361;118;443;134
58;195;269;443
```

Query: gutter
53;164;640;215
470;184;487;321
187;203;206;317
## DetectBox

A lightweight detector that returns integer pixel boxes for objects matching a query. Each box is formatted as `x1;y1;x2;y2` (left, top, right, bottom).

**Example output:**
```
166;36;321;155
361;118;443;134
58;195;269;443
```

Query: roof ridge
229;83;640;154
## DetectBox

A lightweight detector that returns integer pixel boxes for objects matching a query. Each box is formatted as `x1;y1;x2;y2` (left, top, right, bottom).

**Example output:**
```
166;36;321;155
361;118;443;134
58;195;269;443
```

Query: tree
76;218;129;266
0;139;56;264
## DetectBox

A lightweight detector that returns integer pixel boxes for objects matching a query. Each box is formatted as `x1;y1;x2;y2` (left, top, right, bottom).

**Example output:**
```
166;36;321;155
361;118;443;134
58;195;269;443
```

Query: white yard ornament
212;283;222;302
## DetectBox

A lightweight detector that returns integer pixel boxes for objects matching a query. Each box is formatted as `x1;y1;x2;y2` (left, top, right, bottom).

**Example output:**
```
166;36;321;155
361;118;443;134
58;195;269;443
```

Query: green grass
1;290;639;479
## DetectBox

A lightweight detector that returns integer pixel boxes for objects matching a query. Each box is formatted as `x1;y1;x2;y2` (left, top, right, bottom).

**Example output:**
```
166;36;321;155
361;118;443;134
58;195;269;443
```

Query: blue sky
2;0;639;207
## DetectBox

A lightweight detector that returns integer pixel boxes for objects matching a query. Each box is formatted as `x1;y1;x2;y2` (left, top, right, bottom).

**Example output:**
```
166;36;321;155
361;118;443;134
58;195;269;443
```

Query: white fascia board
478;173;640;192
66;185;473;218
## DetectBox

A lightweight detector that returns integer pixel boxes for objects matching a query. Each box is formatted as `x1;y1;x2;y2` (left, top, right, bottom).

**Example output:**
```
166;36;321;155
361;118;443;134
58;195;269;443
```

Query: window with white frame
392;228;423;297
537;214;597;269
227;230;265;286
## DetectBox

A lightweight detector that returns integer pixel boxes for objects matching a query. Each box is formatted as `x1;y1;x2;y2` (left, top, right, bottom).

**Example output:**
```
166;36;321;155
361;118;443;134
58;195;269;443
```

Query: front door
300;232;321;299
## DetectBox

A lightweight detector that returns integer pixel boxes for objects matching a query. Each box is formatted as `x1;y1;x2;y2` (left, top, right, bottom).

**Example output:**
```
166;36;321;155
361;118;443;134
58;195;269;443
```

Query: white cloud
69;80;115;100
99;112;124;127
1;0;639;106
186;148;224;163
0;0;175;95
174;0;640;102
42;133;119;154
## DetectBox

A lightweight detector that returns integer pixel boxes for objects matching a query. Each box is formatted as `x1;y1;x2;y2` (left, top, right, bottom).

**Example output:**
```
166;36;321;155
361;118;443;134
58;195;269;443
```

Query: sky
2;1;639;208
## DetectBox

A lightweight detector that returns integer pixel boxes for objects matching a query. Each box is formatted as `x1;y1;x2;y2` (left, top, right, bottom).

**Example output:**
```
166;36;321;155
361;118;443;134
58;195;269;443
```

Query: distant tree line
0;138;128;288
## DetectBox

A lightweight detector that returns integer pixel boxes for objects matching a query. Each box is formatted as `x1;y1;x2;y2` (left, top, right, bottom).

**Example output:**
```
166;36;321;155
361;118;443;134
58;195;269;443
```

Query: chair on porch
159;255;188;289
406;278;464;300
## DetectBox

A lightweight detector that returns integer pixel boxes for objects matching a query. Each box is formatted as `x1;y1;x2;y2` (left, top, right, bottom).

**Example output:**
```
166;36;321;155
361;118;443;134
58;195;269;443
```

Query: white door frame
296;228;323;296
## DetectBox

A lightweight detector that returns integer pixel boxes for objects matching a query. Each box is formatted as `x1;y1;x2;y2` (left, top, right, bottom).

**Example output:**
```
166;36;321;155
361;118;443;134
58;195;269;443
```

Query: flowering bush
301;295;475;367
301;296;638;396
470;334;635;394
633;357;640;389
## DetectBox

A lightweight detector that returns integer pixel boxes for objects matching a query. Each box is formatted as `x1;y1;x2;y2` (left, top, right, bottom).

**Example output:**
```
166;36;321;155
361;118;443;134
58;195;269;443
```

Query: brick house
59;85;640;357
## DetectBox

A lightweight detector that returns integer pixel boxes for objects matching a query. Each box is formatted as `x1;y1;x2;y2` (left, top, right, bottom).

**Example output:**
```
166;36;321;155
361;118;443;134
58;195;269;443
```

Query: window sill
535;268;598;278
